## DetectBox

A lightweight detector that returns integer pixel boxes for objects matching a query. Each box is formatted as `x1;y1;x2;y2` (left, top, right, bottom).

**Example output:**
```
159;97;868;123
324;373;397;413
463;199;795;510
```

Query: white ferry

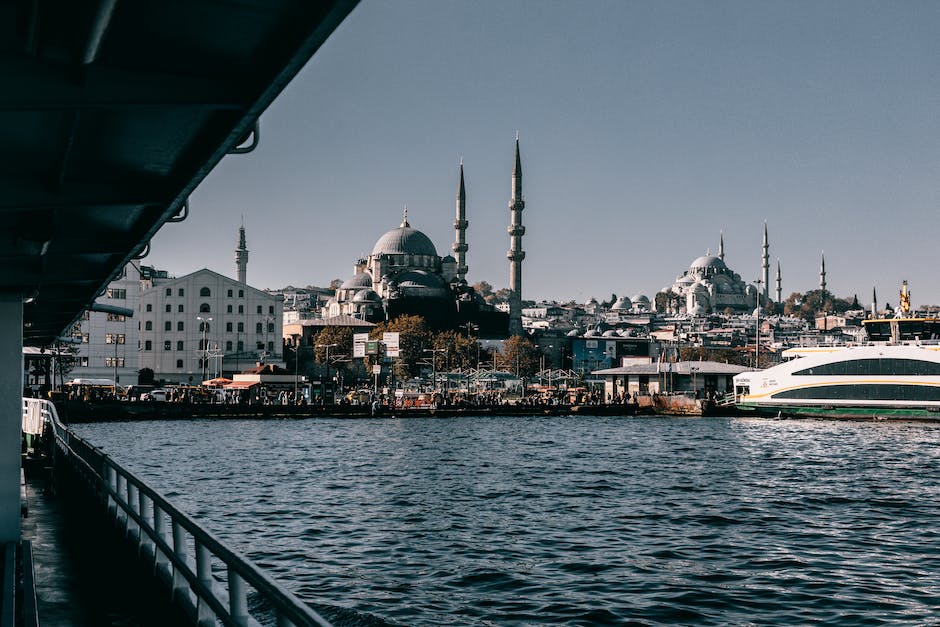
734;286;940;419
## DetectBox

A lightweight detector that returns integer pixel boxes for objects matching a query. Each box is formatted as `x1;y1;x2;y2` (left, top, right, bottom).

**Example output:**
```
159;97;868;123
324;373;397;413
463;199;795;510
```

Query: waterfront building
67;261;143;387
138;268;283;383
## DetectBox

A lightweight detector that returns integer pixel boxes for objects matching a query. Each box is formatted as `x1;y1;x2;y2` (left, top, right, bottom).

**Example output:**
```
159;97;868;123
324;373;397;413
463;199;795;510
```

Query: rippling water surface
74;416;940;625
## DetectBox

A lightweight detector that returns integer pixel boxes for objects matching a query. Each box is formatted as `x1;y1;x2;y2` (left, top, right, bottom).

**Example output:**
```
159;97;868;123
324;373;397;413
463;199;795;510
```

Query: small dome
441;254;455;262
631;294;650;304
372;225;437;257
690;304;706;316
611;296;632;310
396;270;446;288
340;273;373;290
353;289;381;303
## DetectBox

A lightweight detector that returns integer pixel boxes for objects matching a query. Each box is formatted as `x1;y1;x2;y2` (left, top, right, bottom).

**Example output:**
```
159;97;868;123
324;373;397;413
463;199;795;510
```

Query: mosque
323;140;529;337
658;228;779;315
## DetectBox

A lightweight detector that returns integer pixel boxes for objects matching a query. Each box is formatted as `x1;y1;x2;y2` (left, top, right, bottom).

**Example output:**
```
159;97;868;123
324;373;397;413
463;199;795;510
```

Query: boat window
794;358;940;376
773;384;940;402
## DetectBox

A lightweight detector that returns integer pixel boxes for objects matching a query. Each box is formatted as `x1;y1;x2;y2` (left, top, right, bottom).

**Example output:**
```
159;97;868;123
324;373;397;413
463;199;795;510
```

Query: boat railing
23;397;334;627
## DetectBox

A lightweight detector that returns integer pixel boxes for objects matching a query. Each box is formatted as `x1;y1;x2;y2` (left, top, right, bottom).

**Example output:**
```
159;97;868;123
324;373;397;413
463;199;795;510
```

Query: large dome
690;255;727;270
372;225;438;257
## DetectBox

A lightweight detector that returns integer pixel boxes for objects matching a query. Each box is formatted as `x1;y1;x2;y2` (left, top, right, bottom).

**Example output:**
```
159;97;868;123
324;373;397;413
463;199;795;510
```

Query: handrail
25;398;333;627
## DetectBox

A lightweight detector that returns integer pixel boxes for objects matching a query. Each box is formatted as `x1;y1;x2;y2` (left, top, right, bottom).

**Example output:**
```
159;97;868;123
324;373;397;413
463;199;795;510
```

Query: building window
200;303;210;313
257;305;262;315
106;313;125;322
178;289;184;297
199;339;209;351
237;341;244;352
164;321;172;331
177;321;184;332
79;356;89;367
267;341;274;352
164;341;171;351
165;304;171;313
238;305;244;314
145;321;152;331
177;341;184;351
226;322;233;332
144;340;152;351
165;288;171;296
81;311;90;321
237;322;244;333
227;289;233;297
176;359;183;368
146;304;152;312
256;342;264;350
81;333;89;343
267;322;274;333
105;357;125;368
107;288;126;299
256;322;263;334
269;305;274;315
178;304;184;313
225;341;233;351
199;322;210;333
200;287;211;297
238;289;244;298
227;305;233;313
105;334;125;344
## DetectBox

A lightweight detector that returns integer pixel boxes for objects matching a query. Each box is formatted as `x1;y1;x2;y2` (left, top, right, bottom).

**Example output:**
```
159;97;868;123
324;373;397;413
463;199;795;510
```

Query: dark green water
75;416;940;625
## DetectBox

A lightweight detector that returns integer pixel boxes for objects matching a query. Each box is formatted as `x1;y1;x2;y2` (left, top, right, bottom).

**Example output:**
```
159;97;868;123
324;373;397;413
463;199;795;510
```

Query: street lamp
423;348;445;392
316;343;337;403
196;315;213;382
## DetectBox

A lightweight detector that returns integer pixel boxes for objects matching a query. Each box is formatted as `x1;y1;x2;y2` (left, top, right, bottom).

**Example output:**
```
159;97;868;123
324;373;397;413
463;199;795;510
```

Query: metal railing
24;398;333;627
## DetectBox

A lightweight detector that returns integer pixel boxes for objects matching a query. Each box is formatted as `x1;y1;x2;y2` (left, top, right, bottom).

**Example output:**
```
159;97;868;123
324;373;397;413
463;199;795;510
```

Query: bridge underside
1;0;357;347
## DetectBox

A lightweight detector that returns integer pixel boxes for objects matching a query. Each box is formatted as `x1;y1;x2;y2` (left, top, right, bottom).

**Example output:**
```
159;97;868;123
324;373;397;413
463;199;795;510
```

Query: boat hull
736;402;940;420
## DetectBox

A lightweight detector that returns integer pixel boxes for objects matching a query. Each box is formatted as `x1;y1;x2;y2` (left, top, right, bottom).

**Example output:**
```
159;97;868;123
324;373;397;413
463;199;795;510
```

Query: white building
69;261;143;386
138;268;283;383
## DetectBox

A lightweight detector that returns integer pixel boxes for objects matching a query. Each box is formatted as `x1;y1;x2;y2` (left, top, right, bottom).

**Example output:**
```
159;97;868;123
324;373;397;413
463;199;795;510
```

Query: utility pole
197;315;212;382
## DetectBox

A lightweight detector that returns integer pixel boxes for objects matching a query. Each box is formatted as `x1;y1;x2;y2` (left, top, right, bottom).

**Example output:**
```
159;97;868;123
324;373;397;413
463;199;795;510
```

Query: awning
202;377;233;386
224;381;260;389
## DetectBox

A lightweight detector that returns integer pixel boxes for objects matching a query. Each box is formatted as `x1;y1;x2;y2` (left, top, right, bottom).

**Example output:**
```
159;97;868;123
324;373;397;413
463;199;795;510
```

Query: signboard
383;332;400;357
353;333;369;344
353;343;365;358
372;365;382;374
366;341;380;355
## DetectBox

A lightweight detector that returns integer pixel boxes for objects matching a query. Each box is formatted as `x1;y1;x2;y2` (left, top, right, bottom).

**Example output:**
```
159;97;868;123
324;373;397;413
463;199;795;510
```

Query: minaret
507;134;525;337
775;259;782;304
235;222;248;284
820;252;827;295
761;222;770;301
718;231;725;262
872;287;878;318
453;161;469;284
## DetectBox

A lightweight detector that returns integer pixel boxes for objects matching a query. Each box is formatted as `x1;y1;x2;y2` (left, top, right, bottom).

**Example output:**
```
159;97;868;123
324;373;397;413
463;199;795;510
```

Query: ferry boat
733;283;940;419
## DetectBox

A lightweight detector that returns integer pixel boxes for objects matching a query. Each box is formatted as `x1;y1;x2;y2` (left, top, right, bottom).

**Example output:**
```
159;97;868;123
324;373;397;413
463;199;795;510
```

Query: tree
312;326;354;375
370;315;433;378
497;336;540;377
472;281;494;301
328;278;342;290
492;288;512;304
432;329;477;371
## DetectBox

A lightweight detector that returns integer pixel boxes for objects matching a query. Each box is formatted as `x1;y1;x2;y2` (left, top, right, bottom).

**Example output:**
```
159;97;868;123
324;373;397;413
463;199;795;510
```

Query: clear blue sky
151;0;940;308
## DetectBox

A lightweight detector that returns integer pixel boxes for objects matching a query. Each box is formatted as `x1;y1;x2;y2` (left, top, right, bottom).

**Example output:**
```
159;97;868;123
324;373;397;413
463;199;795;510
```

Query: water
73;416;940;625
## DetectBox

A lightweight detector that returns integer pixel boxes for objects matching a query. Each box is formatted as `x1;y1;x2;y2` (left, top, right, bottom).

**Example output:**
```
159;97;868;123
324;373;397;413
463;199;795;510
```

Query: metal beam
0;177;165;211
0;54;247;111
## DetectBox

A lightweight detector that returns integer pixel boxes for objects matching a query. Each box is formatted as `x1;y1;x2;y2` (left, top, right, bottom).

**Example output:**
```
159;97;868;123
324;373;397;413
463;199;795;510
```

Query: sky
151;0;940;308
